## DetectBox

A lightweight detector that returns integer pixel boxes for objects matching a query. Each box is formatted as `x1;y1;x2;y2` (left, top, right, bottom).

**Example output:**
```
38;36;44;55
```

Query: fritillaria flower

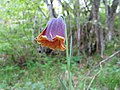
35;16;66;51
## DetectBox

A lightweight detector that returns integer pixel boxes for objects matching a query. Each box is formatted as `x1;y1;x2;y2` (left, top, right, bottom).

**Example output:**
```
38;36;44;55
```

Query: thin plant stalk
70;35;72;57
69;35;73;89
65;18;72;90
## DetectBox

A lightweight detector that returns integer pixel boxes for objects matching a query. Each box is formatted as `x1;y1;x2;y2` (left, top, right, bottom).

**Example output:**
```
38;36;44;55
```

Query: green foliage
92;63;120;90
0;53;120;89
0;0;48;65
0;0;120;89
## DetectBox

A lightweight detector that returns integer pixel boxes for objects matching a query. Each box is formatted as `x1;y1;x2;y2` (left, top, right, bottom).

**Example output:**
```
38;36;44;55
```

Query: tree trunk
43;0;56;18
89;0;100;21
89;0;100;54
75;0;81;55
100;27;104;58
103;0;119;41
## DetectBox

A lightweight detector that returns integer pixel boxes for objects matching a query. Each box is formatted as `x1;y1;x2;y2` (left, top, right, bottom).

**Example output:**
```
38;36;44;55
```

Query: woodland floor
0;41;120;90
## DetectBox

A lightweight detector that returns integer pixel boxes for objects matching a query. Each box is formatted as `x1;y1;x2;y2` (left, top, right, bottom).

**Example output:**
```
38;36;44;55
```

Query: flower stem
65;19;72;90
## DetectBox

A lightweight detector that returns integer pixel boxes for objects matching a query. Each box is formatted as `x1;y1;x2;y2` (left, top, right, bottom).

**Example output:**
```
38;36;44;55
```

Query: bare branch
111;0;119;17
89;50;120;75
100;50;120;64
43;0;56;18
38;6;47;18
87;69;101;90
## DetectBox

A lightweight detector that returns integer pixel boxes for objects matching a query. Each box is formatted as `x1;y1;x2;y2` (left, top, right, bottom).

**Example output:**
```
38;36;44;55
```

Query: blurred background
0;0;120;89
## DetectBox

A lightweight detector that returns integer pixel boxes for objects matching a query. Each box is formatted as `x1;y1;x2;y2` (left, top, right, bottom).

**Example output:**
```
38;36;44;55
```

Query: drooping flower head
35;16;65;51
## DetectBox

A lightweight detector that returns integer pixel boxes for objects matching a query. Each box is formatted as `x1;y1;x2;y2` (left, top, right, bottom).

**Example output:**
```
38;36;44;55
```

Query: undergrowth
0;50;120;90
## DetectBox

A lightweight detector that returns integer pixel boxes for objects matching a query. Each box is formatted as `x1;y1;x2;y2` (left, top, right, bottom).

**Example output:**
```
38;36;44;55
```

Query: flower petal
36;35;65;51
35;17;66;51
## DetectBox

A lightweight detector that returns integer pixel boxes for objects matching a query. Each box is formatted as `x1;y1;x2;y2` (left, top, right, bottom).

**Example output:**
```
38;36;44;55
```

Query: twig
87;58;104;90
87;66;101;90
38;6;47;18
84;79;86;90
100;50;120;64
88;50;120;75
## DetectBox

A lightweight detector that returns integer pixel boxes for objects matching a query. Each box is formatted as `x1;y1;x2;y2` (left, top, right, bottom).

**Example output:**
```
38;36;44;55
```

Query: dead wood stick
87;69;101;90
88;50;120;75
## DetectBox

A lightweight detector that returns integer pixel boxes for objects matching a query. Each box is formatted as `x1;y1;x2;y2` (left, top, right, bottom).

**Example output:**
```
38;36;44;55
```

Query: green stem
65;19;72;90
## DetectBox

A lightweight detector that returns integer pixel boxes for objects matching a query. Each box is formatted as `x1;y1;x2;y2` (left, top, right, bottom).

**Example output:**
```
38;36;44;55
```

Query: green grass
0;21;120;90
0;53;119;90
0;60;62;89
